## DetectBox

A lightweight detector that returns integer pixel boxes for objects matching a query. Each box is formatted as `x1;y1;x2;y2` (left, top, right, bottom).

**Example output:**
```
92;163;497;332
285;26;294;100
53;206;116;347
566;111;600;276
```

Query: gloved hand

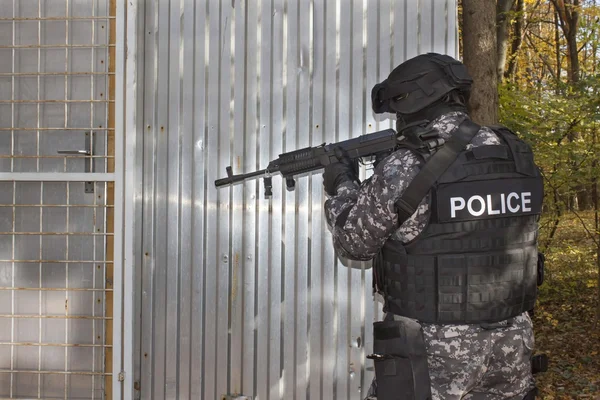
322;147;359;196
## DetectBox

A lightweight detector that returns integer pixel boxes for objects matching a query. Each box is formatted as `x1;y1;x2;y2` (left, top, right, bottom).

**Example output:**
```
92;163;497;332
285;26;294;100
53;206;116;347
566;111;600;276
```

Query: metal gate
0;0;123;398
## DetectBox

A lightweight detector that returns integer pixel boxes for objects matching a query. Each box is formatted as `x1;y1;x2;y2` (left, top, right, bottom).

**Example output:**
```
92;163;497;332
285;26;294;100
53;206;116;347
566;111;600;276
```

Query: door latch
57;132;94;193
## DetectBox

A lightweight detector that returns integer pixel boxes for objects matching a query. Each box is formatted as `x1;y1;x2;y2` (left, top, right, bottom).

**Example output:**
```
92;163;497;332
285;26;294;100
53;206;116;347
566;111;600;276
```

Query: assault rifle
215;128;399;197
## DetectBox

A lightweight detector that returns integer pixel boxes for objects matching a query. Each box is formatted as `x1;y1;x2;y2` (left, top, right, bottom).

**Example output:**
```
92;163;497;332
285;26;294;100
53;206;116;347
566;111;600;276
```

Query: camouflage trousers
365;312;535;400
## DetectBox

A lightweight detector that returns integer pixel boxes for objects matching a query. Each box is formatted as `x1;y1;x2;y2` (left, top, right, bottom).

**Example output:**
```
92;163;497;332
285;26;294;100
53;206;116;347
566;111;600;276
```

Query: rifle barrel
214;168;269;187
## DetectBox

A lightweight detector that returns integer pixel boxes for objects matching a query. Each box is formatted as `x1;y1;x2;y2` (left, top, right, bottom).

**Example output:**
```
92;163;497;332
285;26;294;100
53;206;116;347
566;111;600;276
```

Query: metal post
122;0;137;398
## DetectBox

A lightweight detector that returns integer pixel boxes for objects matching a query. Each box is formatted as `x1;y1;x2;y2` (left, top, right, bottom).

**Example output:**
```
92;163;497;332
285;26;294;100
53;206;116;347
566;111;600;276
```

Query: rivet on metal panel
196;139;203;150
222;255;229;263
349;367;355;379
351;336;362;348
118;371;125;382
246;255;252;261
134;381;141;391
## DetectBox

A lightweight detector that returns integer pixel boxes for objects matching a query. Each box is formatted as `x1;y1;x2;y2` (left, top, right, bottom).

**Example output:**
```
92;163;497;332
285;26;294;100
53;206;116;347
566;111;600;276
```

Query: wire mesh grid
0;181;110;399
0;0;113;398
0;0;113;174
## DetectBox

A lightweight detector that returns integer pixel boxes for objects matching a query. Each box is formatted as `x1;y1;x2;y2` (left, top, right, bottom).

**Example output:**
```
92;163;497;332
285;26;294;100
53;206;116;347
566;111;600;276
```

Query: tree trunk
497;0;515;82
462;0;499;125
566;27;580;84
551;0;587;208
506;0;525;80
550;0;580;84
554;10;562;93
592;5;599;323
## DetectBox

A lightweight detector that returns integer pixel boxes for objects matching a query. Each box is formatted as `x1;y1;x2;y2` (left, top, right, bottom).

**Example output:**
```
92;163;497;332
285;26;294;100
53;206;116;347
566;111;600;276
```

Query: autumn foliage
461;0;600;396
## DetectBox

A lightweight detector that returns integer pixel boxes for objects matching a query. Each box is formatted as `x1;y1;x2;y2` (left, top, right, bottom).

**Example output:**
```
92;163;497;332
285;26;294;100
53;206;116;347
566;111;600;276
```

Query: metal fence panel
0;0;117;398
0;181;111;399
134;0;457;399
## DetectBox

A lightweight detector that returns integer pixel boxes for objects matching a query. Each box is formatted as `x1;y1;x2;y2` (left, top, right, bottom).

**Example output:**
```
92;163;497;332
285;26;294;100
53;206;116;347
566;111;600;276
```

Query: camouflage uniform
324;111;536;399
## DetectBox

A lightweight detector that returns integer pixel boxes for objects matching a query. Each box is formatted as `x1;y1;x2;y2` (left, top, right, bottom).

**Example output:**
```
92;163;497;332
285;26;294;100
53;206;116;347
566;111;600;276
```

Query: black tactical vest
374;126;544;324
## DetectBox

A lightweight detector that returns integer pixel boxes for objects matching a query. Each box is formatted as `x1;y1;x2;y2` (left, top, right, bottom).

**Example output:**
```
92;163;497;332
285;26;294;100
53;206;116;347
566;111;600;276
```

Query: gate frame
120;0;138;399
0;0;132;397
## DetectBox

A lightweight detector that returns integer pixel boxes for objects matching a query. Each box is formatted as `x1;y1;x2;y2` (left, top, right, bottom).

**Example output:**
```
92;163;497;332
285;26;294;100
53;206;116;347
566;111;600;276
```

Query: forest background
459;0;600;397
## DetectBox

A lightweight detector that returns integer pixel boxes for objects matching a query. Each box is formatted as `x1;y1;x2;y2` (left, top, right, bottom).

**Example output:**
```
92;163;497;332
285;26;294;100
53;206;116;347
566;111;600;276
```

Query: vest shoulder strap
487;125;538;176
395;119;481;224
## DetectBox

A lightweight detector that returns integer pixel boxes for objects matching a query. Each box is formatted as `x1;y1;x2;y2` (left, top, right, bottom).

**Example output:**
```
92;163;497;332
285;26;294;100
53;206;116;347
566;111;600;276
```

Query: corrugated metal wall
133;0;457;399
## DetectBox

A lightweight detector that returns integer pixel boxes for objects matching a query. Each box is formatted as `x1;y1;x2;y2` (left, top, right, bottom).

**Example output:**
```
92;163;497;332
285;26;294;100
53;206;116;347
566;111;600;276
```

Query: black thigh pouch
368;318;432;400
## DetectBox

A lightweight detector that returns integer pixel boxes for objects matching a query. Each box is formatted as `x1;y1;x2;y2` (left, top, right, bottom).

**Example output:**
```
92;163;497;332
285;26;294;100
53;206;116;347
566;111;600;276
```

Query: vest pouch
368;318;432;400
372;356;420;400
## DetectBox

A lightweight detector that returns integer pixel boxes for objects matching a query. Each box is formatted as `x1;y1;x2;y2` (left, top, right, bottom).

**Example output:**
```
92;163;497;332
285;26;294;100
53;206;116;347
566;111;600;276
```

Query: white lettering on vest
467;195;485;216
449;192;535;218
486;195;500;215
507;192;520;213
522;192;532;212
450;197;466;218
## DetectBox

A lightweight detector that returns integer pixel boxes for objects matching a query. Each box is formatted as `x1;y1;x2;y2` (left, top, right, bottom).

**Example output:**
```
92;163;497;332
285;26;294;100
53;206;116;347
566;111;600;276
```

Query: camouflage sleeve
324;149;423;261
324;180;360;229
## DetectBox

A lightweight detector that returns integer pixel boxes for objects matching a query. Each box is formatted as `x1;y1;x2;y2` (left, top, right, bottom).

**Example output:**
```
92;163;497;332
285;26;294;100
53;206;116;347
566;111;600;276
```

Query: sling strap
395;119;481;223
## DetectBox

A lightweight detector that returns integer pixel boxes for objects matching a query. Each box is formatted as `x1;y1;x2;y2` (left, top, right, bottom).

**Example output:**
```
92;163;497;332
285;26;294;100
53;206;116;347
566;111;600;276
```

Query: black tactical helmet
371;53;473;116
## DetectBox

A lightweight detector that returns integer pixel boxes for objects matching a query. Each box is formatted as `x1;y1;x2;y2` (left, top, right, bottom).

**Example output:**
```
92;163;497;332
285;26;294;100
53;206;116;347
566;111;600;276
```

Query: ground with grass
533;212;600;399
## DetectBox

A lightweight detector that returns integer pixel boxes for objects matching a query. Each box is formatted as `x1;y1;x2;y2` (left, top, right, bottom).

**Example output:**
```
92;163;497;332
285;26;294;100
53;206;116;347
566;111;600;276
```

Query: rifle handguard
214;128;398;197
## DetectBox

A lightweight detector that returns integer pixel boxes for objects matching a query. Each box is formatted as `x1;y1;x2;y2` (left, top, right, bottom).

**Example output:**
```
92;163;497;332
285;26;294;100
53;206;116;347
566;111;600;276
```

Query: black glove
322;147;359;196
373;149;393;168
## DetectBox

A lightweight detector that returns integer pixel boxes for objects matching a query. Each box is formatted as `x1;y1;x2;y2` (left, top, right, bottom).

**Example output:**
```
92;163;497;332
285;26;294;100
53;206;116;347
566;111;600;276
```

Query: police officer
322;53;543;399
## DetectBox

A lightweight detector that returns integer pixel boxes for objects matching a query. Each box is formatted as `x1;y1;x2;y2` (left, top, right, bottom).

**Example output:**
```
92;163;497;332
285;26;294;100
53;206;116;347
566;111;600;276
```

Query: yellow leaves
531;211;600;400
541;310;560;327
